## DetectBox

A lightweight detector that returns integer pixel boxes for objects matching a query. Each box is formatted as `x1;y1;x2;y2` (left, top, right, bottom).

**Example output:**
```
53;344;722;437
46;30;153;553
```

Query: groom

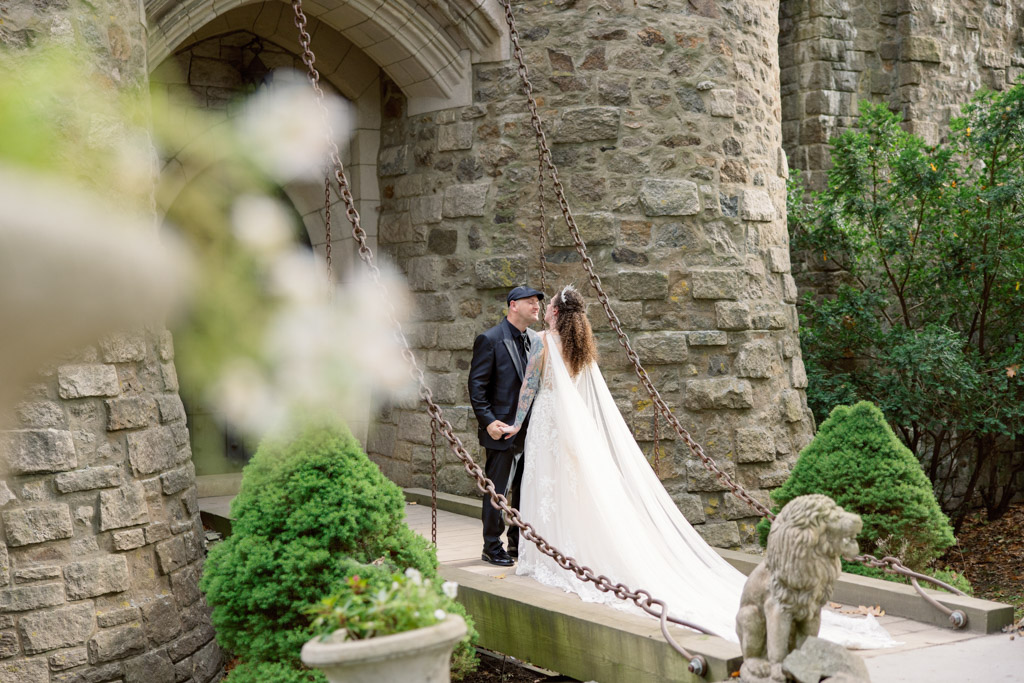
468;285;544;566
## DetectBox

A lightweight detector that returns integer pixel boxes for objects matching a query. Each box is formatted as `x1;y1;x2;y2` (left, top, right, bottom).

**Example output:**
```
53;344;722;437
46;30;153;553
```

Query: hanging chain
323;173;333;289
430;415;439;546
537;154;551;293
652;404;661;478
499;0;773;521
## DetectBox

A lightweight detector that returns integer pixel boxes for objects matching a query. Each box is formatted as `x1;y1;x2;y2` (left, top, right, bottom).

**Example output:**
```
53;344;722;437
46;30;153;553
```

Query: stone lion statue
736;494;862;683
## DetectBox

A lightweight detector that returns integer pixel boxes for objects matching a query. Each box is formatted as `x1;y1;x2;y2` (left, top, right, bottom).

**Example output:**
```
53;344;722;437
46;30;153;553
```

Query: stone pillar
368;0;813;548
0;3;221;683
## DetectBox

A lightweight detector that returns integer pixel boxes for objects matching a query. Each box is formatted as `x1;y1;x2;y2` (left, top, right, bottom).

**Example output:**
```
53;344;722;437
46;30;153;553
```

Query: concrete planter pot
301;614;467;683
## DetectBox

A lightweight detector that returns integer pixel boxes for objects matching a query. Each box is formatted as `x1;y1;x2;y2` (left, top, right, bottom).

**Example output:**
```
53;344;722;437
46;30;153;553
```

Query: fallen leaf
1007;364;1019;378
494;574;506;580
828;601;843;610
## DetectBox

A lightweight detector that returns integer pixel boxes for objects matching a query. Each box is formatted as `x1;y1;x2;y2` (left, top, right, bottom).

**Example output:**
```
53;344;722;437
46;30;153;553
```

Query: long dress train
515;332;895;648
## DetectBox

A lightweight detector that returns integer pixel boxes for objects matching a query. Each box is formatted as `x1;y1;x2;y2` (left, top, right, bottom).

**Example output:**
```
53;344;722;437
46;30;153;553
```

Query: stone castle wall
780;0;1022;295
0;1;221;681
367;0;815;549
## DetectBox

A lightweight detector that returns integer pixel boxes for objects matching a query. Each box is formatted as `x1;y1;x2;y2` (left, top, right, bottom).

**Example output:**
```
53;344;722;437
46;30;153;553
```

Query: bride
500;285;894;648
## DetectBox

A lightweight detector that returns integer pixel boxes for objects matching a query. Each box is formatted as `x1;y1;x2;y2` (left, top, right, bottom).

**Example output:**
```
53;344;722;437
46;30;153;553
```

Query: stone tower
0;2;221;683
367;0;814;549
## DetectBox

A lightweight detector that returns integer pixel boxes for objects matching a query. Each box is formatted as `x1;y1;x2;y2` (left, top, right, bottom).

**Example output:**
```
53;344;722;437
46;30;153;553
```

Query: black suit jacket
468;318;536;450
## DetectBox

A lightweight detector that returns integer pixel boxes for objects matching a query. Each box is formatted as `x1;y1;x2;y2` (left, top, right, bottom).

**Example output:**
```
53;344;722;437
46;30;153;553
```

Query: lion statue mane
736;494;862;683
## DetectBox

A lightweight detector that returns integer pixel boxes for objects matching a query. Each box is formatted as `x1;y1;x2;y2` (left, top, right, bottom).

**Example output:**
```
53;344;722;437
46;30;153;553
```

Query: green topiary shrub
200;426;439;665
757;401;955;571
224;661;326;683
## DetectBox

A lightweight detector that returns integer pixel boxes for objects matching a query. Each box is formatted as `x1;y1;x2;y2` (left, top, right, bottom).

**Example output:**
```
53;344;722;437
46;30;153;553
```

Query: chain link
323;173;333;289
430;415;438;546
536;149;551;293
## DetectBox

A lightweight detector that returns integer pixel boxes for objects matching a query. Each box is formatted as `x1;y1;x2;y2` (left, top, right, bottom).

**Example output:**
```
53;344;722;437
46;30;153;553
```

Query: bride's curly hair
551;285;597;376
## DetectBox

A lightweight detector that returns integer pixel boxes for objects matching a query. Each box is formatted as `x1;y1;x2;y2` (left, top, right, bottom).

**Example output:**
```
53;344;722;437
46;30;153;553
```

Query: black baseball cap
506;285;545;306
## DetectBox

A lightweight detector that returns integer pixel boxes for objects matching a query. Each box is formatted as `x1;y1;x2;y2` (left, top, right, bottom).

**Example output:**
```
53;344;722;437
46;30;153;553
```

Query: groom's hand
486;420;508;440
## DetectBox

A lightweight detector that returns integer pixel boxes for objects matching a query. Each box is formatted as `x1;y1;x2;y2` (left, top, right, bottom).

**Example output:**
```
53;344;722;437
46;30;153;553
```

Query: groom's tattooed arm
511;333;546;429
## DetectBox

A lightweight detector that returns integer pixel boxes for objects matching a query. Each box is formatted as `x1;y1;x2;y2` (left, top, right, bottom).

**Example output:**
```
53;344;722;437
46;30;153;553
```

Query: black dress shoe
481;550;514;567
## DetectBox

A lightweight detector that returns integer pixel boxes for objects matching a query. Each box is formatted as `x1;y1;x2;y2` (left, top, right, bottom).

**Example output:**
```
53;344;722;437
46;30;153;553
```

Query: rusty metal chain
323;173;333;287
290;0;710;672
652;405;661;477
855;554;968;628
536;153;551;293
500;0;774;522
430;415;439;546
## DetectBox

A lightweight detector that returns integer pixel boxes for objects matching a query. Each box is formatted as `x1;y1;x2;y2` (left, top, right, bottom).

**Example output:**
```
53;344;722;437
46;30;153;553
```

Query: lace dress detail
513;332;897;648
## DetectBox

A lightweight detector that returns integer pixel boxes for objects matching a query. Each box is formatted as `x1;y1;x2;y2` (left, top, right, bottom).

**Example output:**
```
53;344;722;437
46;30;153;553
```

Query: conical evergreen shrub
757;401;955;571
200;426;439;667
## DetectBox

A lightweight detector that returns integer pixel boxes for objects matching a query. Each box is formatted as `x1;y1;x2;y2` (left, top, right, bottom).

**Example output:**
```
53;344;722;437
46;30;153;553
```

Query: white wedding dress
515;331;895;648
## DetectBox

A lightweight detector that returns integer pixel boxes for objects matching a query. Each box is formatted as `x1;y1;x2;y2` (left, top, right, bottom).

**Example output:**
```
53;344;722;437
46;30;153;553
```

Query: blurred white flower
0;164;191;415
433;609;447;621
268;249;327;304
232;195;293;258
208;359;286;436
404;567;423;586
441;581;458;599
239;71;352;183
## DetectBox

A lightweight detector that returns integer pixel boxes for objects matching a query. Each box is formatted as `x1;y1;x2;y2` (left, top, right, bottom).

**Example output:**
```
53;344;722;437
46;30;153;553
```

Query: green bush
757;402;955;571
789;86;1024;525
200;426;439;664
224;662;325;683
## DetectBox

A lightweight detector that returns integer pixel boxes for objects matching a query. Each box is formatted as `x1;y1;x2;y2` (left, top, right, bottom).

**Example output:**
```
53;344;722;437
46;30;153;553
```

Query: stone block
99;482;149;531
902;36;941;63
379;212;426;244
639;179;700;216
378;145;408;176
550;212;616;247
735;340;780;379
691;268;744;300
635;332;689;364
3;506;73;546
170;567;202;608
0;630;17;658
684;378;753;410
617;271;668;300
113;529;146;551
708;89;736;117
13;566;61;583
99;333;147;362
57;364;119;398
442;183;488;218
427;229;458;255
435;321;478;352
715;302;752;330
49;646;89;670
88;623;146;664
783;274;799;303
687;331;728;346
19;604;94;654
437;121;474;151
751;305;788;330
412;292;456;322
0;583;65;612
4;428;76;477
791;357;809;389
410;196;443;225
191;639;222;682
50;662;121;683
127;426;180;475
0;483;13;509
125;650;175;683
740;189;776;221
473;256;527;289
553;107;620;142
15;401;65;428
64;556;130;600
0;657;48;683
157;330;174;361
141;596;182;645
695;521;741;548
97;606;140;628
55;466;121;493
781;389;805;422
160;462;196;495
155;394;186;424
735;427;776;463
155;537;187;575
167;624;215;662
767;247;791;273
145;522;172;544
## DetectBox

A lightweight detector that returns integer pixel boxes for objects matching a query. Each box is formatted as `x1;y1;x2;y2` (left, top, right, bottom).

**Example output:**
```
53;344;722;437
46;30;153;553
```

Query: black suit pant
481;442;524;555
